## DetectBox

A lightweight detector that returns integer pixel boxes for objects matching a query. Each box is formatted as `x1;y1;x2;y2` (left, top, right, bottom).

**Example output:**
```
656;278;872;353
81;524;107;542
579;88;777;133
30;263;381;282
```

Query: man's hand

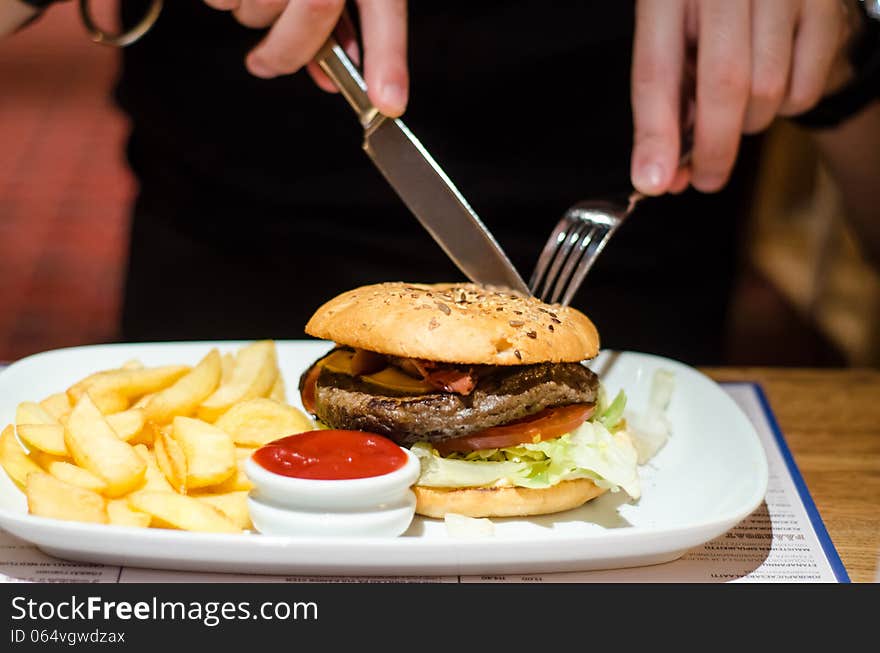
204;0;408;117
631;0;859;195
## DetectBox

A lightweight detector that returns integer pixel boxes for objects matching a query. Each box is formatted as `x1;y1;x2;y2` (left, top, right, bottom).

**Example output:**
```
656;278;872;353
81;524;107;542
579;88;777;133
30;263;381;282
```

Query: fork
528;194;640;307
529;139;693;307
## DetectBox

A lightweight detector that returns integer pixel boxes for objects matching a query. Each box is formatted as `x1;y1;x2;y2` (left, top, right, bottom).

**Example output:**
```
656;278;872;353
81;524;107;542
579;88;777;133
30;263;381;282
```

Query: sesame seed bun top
304;282;600;365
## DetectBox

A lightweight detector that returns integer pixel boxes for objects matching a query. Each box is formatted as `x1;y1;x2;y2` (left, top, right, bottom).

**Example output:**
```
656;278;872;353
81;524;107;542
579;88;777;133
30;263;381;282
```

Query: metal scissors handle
79;0;163;47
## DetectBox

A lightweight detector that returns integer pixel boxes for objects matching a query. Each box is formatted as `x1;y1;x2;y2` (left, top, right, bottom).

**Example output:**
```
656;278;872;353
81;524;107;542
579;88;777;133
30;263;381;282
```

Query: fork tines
529;206;619;307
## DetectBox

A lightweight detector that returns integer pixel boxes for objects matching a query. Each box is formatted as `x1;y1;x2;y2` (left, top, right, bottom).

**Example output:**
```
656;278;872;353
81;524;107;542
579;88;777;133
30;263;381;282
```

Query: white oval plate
0;341;768;575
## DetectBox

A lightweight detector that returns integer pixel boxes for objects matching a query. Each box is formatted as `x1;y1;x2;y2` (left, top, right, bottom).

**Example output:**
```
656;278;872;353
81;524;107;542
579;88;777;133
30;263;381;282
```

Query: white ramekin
244;446;421;537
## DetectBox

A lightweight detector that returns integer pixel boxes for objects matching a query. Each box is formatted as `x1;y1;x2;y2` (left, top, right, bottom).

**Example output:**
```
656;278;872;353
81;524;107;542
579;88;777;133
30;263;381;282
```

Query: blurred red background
0;3;133;361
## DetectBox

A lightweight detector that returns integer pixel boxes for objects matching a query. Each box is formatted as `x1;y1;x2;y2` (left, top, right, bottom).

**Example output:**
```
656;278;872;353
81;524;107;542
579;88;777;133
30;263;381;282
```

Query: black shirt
116;1;758;364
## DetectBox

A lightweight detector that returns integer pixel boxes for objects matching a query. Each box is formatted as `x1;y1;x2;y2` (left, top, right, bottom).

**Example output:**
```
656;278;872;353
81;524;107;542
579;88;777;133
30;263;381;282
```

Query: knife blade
314;37;530;295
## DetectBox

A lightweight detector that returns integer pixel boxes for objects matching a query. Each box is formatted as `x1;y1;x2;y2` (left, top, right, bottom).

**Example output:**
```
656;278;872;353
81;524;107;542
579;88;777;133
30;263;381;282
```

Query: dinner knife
314;37;531;296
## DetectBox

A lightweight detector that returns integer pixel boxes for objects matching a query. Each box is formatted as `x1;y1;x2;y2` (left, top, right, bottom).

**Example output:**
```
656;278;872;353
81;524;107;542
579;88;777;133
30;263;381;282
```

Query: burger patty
311;363;599;447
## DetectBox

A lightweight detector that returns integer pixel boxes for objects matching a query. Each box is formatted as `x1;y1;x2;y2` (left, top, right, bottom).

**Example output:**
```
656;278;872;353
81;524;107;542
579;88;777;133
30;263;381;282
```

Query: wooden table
703;367;880;582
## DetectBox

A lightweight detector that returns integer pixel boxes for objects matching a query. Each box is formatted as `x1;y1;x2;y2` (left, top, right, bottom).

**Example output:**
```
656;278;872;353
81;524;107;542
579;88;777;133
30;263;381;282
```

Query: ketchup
253;430;408;480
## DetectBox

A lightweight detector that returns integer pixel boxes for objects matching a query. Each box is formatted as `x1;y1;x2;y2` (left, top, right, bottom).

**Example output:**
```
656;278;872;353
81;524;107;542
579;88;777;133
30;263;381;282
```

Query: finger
630;0;687;196
234;0;287;28
743;0;797;134
779;0;848;116
691;0;751;193
247;0;346;79
307;62;338;92
357;0;409;117
668;166;692;194
307;12;361;92
204;0;242;10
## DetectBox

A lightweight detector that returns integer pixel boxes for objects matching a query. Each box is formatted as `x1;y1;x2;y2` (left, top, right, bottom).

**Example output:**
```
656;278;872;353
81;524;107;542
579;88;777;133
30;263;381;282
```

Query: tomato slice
433;404;595;456
299;362;322;415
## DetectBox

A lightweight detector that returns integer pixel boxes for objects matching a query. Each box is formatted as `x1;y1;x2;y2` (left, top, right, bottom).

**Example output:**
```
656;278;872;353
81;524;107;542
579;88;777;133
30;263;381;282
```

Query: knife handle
315;36;381;129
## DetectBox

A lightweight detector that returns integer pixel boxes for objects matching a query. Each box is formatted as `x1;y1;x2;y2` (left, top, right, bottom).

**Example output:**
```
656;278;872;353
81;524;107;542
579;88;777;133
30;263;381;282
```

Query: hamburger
299;282;640;519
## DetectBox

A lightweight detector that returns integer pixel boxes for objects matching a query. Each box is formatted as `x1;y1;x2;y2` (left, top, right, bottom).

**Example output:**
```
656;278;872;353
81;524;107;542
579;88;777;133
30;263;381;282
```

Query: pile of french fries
0;340;314;533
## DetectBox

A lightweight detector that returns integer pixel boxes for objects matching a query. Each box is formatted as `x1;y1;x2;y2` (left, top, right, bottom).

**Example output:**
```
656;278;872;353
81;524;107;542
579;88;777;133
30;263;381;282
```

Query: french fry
126;418;155;447
198;341;278;422
220;352;235;385
268;375;286;402
16;407;144;456
98;365;192;397
67;368;125;405
28;449;67;469
200;468;253;493
107;499;151;528
143;349;221;424
200;448;255;493
172;417;235;489
214;397;312;447
131;393;154;409
70;365;190;413
0;424;43;488
91;393;130;415
194;491;252;530
65;360;143;403
64;393;146;497
31;452;108;494
16;423;67;457
106;409;146;442
133;443;175;493
67;372;103;403
128;491;241;533
39;393;71;421
152;426;187;494
26;472;107;524
48;463;108;493
16;401;58;426
10;341;297;535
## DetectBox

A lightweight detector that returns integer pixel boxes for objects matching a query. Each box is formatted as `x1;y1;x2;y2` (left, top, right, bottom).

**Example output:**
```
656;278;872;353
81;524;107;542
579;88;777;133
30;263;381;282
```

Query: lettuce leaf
412;419;640;499
625;369;675;464
597;389;627;430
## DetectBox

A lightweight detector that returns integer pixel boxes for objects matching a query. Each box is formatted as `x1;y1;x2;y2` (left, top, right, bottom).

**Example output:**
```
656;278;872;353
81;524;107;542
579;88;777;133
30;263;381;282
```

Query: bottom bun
413;479;607;519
